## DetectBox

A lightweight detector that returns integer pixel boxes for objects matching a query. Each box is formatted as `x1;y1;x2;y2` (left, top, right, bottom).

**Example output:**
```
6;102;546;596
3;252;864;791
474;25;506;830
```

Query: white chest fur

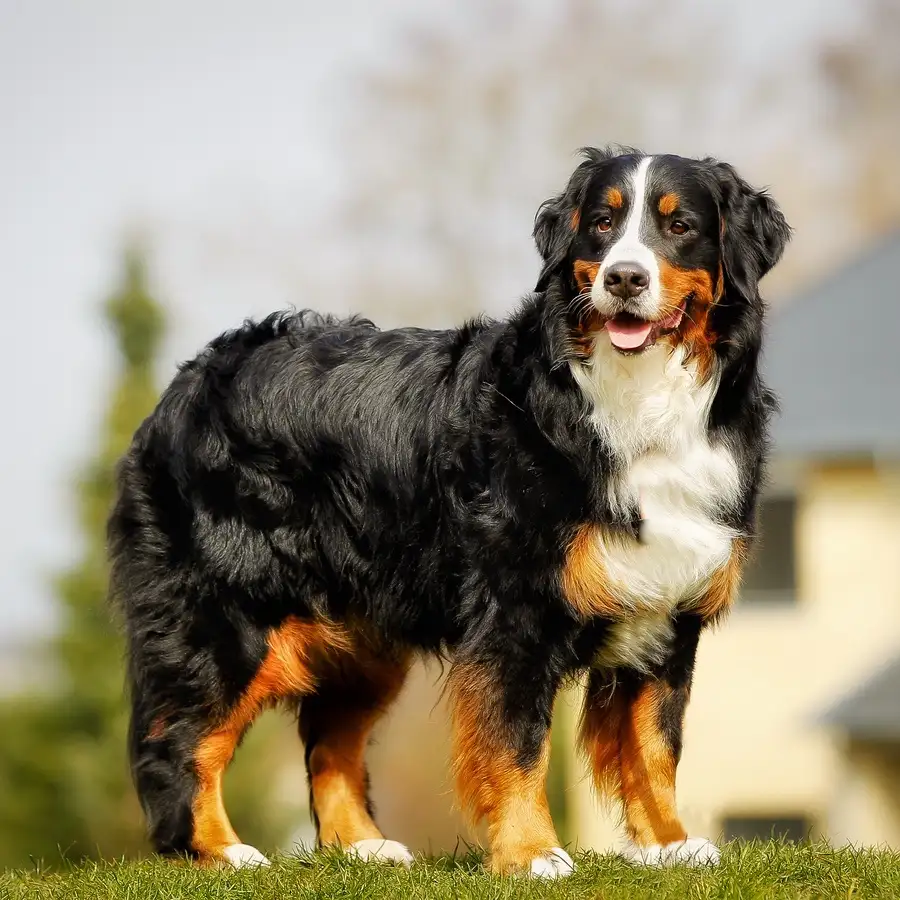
570;340;742;670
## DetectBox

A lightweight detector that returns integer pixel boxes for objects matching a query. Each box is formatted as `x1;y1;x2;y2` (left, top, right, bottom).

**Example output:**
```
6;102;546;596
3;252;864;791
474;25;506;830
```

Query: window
741;495;797;604
722;815;813;842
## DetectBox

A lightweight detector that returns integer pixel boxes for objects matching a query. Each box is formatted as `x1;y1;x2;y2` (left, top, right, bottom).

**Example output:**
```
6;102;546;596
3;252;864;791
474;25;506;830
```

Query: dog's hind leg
299;646;413;866
130;616;348;868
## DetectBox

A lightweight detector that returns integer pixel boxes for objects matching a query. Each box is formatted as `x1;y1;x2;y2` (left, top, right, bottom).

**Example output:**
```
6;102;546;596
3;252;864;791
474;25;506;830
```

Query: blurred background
2;0;899;869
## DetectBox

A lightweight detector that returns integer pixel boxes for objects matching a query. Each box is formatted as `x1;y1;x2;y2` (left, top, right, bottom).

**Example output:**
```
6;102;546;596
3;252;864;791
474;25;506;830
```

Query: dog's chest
572;343;741;670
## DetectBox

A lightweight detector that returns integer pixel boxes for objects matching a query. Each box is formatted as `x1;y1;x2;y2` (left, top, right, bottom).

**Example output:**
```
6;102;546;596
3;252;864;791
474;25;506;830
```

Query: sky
0;0;852;641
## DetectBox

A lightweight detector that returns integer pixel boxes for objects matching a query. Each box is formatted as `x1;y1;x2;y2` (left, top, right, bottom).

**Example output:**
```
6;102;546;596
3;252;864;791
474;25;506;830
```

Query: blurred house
569;230;900;850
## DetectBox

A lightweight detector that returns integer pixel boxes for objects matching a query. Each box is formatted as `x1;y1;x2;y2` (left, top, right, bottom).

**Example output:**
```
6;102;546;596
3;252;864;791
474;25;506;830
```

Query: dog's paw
619;841;665;866
668;837;720;865
620;837;720;867
347;839;414;867
529;847;576;879
222;843;271;868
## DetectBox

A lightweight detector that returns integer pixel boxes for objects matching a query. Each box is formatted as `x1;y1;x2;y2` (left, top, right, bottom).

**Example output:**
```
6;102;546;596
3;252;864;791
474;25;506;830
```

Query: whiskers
566;286;596;321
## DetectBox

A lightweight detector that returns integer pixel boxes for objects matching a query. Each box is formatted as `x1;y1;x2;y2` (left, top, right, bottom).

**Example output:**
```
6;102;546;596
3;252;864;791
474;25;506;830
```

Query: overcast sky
1;0;850;641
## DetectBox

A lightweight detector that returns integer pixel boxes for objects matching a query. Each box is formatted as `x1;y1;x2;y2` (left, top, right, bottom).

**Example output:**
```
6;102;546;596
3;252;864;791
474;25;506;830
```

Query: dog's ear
533;193;575;292
712;162;792;301
533;148;611;292
534;147;632;292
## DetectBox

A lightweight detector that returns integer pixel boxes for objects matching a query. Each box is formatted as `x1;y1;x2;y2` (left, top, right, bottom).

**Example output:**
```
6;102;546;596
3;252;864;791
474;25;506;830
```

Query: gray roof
762;230;900;458
821;655;900;741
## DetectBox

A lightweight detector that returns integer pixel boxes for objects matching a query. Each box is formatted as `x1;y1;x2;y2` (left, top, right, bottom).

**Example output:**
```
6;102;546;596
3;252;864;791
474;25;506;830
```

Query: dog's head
534;148;791;370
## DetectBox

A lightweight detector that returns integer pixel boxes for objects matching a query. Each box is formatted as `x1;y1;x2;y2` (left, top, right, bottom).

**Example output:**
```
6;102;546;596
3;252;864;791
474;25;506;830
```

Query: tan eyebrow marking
606;187;624;209
658;192;679;216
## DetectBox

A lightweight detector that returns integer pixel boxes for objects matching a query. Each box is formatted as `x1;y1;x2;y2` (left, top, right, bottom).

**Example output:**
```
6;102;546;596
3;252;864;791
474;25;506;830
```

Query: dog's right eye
596;217;613;233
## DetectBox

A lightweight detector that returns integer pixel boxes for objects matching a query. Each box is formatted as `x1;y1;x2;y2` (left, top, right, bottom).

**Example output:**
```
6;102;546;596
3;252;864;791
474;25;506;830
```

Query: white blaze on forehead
597;156;659;306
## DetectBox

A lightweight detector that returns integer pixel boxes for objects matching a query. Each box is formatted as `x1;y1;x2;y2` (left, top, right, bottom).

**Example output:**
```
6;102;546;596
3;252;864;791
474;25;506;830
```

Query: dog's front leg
447;653;573;878
580;614;720;866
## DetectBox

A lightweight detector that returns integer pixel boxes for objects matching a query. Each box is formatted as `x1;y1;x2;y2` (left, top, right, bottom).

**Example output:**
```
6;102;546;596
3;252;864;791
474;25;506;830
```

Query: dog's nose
604;263;650;299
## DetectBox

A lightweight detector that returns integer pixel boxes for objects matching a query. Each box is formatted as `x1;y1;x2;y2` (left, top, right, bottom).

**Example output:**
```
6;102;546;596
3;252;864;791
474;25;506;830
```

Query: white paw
620;841;665;865
222;843;271;868
529;847;575;879
669;837;720;865
620;836;720;867
348;838;414;867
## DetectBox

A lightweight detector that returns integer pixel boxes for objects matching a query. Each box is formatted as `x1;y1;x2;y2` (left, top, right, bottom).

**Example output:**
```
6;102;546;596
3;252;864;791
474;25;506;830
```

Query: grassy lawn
2;843;898;900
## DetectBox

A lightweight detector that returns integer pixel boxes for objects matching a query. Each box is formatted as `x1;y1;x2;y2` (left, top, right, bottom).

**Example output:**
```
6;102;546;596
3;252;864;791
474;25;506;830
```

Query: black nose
604;263;650;299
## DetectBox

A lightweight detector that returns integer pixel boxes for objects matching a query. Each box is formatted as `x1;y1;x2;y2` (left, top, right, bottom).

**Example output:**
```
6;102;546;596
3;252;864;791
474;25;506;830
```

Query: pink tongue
605;318;654;350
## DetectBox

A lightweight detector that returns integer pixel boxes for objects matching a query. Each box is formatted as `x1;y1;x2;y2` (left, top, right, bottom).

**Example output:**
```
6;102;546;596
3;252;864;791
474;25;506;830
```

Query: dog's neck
569;338;719;463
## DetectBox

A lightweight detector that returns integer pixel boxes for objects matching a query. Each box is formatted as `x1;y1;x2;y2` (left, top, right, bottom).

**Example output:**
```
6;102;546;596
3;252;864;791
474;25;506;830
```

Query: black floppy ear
533;146;623;292
713;162;792;301
533;193;575;293
533;149;604;292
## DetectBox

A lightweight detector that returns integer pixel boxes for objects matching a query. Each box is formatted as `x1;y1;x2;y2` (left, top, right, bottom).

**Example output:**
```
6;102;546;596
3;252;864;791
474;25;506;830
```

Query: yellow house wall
828;741;900;848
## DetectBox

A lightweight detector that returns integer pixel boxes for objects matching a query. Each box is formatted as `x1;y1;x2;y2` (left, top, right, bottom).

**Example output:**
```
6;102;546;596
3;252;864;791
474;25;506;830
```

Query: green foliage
2;844;898;900
0;248;291;869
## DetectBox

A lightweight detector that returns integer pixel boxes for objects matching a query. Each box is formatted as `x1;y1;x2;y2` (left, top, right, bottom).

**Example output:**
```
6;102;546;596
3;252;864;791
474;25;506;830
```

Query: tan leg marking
306;653;410;847
449;664;561;875
619;680;687;846
579;676;628;799
581;676;687;847
191;618;350;861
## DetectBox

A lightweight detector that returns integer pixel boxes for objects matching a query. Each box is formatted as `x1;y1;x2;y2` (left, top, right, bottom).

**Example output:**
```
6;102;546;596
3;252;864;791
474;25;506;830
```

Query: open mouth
603;301;687;353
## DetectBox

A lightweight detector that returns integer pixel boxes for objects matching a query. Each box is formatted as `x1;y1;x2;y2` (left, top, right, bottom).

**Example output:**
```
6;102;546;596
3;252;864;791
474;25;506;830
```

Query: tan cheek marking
573;259;600;292
658;259;717;311
607;187;624;209
570;208;581;231
570;261;603;358
658;193;679;216
569;322;599;359
561;524;627;619
658;259;720;381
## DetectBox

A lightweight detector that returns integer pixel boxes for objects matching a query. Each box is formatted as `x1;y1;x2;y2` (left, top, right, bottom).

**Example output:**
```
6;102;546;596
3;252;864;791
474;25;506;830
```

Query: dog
109;147;790;877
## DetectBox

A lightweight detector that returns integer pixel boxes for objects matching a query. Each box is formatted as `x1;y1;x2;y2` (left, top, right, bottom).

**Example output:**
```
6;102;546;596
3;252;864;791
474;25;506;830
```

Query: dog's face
534;150;791;365
570;155;723;354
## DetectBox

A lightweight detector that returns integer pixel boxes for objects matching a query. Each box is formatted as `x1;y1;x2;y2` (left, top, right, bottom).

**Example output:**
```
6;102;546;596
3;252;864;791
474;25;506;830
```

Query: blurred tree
337;0;739;328
820;0;900;238
0;247;291;867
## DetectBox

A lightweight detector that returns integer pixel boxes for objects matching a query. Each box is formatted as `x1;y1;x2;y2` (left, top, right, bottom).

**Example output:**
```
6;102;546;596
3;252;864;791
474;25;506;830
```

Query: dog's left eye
670;220;689;235
596;217;613;233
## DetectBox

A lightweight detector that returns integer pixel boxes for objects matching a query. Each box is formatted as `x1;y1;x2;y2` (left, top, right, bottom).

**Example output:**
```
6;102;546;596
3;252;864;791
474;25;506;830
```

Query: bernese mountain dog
109;147;790;877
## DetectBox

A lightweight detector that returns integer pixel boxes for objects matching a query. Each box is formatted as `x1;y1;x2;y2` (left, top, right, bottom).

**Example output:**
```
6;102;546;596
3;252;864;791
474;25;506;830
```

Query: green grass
2;843;898;900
